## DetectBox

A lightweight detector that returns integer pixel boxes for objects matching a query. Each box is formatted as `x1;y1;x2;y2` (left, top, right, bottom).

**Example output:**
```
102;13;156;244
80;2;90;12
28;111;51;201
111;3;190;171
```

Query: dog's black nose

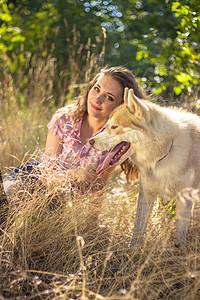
89;139;95;146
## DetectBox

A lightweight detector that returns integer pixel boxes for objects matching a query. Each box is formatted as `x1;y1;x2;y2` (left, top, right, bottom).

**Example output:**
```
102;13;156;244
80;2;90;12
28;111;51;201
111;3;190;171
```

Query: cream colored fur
90;88;200;254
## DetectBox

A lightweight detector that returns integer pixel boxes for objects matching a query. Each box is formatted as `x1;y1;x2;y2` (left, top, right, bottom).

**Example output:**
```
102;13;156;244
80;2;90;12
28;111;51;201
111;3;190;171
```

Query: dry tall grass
1;172;200;299
0;27;105;172
1;35;200;299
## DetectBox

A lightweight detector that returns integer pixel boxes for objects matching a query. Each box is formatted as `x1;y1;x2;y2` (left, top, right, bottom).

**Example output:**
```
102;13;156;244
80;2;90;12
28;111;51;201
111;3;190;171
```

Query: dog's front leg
130;182;155;249
175;187;199;254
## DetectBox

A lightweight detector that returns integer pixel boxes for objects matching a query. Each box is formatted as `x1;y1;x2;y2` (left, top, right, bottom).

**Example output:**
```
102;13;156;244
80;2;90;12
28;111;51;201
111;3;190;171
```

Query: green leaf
136;50;143;61
0;12;12;22
153;85;166;95
136;50;148;61
175;72;191;83
0;42;6;50
156;65;167;76
171;2;180;12
174;86;182;95
11;35;26;43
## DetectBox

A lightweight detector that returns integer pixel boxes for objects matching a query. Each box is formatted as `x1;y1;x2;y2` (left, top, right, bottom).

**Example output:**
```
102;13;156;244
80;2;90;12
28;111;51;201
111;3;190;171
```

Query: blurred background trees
1;0;199;104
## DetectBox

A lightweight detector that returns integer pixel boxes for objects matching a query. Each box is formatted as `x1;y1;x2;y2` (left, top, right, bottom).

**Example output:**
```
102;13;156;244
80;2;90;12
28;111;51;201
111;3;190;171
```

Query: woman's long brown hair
69;66;149;183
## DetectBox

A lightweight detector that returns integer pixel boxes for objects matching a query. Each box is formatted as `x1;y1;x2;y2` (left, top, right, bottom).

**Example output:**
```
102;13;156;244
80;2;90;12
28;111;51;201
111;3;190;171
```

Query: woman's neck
80;113;107;145
87;113;107;133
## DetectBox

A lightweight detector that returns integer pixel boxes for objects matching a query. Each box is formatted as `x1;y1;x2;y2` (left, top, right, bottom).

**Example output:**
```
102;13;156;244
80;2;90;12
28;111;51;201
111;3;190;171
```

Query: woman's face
87;74;124;121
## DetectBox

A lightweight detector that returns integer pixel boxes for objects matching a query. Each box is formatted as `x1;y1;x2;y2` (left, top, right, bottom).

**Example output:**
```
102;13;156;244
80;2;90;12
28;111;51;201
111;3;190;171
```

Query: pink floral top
47;105;108;170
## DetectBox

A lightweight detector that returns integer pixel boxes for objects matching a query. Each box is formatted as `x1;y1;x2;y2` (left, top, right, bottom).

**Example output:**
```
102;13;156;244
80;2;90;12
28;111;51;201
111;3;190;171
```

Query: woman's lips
90;102;102;111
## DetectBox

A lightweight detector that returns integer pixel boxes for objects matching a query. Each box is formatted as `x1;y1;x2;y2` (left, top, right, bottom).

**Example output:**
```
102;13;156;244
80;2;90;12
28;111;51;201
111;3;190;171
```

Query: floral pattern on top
47;106;108;170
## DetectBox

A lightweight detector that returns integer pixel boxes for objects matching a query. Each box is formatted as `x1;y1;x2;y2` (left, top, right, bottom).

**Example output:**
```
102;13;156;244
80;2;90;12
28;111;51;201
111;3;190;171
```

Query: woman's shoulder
51;104;77;123
55;104;76;117
47;104;77;134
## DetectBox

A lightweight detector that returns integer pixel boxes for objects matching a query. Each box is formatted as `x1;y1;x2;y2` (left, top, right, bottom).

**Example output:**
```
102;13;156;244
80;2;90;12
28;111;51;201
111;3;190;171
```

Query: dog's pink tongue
96;142;126;174
96;153;114;174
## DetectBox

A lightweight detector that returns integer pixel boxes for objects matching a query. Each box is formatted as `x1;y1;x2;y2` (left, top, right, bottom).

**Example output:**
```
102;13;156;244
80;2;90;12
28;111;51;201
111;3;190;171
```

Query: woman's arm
43;131;102;184
43;131;116;223
44;131;63;157
43;131;115;190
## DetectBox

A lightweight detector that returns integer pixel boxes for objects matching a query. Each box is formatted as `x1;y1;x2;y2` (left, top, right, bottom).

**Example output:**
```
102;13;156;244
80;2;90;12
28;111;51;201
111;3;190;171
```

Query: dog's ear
124;88;149;119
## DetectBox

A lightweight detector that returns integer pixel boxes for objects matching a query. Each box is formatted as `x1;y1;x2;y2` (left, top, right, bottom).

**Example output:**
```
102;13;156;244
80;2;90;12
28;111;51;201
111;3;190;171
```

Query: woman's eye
94;86;100;92
106;95;114;101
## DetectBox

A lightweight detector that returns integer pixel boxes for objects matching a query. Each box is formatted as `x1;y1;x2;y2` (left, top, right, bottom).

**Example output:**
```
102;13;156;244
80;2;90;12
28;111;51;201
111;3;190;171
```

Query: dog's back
144;103;200;191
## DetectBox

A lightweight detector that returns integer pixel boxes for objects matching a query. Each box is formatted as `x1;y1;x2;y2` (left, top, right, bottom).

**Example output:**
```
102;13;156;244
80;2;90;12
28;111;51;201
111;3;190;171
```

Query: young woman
3;66;148;220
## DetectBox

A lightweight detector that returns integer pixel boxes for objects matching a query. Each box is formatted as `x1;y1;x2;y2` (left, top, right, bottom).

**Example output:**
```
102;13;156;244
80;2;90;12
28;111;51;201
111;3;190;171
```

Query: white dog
89;88;200;253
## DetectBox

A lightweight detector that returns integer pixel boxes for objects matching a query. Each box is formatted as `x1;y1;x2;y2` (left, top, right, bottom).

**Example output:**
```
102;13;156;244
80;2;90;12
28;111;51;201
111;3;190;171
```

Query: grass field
1;52;200;299
1;171;200;299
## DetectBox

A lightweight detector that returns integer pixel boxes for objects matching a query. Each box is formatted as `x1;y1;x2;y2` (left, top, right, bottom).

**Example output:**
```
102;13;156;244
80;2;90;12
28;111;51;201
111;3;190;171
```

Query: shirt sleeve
47;106;74;140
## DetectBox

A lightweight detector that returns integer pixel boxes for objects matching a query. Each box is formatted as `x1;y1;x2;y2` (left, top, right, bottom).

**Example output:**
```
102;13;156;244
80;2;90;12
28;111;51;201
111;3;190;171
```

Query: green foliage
0;0;25;54
111;0;200;98
0;0;199;104
170;0;200;95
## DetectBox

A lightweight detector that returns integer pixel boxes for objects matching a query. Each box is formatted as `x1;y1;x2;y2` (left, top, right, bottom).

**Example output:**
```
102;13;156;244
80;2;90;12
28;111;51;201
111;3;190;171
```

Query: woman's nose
95;94;104;103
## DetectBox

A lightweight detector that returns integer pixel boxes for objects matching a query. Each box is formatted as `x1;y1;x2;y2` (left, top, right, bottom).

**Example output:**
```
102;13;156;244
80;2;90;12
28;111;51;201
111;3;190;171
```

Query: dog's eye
111;125;118;129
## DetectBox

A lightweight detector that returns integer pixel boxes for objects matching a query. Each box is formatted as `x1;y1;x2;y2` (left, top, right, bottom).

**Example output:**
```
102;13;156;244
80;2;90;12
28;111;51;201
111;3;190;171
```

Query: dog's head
89;88;150;174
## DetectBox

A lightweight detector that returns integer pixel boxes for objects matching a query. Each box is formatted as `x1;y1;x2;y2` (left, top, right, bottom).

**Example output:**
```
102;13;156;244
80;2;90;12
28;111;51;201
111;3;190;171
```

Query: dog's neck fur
157;139;174;163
